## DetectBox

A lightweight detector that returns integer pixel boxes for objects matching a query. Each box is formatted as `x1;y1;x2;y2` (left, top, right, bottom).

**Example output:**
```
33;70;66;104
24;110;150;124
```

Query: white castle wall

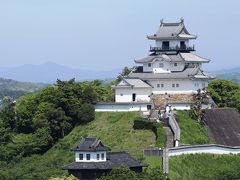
143;61;185;73
149;79;208;94
168;145;240;157
75;151;106;162
143;60;170;73
115;88;151;103
143;59;185;73
95;103;150;112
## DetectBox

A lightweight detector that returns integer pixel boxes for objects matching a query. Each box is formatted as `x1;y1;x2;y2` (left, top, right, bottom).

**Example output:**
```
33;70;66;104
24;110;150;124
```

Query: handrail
150;45;195;51
168;112;180;141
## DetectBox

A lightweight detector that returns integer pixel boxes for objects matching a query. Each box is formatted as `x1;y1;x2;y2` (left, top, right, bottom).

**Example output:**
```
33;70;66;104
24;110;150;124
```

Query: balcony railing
150;45;195;52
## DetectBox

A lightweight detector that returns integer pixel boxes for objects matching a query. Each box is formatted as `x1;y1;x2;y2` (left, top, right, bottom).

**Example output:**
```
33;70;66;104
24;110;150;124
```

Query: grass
144;156;162;169
156;123;165;148
176;111;212;145
169;154;240;179
0;112;157;179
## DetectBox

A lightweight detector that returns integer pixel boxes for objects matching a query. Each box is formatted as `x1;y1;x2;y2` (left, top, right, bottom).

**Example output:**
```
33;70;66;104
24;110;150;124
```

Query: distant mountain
212;67;240;75
0;78;49;100
0;62;121;83
211;67;240;83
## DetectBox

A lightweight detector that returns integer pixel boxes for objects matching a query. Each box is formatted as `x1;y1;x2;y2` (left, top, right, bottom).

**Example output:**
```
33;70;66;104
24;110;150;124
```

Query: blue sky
0;0;240;71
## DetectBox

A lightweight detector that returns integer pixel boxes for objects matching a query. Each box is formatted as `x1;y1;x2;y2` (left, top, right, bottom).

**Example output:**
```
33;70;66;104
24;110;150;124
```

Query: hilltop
0;112;156;179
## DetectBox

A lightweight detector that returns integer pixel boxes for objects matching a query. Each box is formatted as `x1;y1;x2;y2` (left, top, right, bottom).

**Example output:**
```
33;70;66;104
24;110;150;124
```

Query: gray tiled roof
112;78;152;88
134;53;209;64
73;138;110;152
124;78;152;88
63;151;147;170
180;53;210;62
128;67;214;80
147;19;197;40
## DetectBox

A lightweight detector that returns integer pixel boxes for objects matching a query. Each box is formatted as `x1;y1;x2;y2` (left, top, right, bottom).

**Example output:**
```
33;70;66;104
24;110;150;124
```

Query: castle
111;19;214;110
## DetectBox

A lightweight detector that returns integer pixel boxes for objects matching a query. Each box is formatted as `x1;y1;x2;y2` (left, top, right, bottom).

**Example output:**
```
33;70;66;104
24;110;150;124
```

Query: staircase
163;126;174;148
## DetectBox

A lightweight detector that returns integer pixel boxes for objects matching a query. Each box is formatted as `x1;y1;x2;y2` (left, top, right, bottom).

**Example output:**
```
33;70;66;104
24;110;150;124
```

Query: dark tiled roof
129;67;214;80
63;151;147;170
147;19;197;40
134;53;209;64
73;138;110;152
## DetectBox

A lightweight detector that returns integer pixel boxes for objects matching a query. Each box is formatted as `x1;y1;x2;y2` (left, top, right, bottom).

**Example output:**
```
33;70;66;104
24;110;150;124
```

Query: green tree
116;66;132;83
78;103;95;123
208;79;240;111
190;88;210;120
99;167;138;180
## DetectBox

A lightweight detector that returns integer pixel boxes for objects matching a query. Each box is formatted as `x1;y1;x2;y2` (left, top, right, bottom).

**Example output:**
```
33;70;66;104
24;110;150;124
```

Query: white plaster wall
115;88;151;103
149;79;208;94
169;62;185;72
168;146;240;157
143;60;171;73
168;113;180;140
95;103;149;112
169;103;191;110
143;61;185;72
75;151;106;162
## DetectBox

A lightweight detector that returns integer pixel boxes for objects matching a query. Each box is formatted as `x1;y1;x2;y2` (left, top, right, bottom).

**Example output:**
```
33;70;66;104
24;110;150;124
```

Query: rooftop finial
180;17;184;23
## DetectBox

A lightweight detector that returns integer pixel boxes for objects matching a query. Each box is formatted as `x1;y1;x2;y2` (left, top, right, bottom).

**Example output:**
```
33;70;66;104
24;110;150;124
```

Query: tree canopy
0;79;113;164
208;79;240;111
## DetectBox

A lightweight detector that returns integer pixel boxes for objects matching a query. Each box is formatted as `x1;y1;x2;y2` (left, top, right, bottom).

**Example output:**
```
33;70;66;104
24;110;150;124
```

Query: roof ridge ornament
180;17;184;24
160;19;164;26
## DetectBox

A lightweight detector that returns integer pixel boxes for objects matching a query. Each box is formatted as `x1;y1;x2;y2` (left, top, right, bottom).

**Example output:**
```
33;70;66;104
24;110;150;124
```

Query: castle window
157;84;160;88
97;154;100;160
120;93;123;96
159;63;164;68
148;63;151;67
174;63;178;67
101;153;104;160
161;84;164;88
172;84;175;88
86;154;91;160
202;83;206;87
79;154;83;160
176;83;179;87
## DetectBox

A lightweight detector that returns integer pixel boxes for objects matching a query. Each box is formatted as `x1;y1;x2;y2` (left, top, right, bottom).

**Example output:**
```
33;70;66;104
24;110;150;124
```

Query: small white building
112;19;215;110
63;137;146;179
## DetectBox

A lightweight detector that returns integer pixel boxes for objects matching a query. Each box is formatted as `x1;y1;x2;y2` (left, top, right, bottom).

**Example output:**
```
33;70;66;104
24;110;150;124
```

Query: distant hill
0;78;48;99
212;67;240;83
0;62;120;83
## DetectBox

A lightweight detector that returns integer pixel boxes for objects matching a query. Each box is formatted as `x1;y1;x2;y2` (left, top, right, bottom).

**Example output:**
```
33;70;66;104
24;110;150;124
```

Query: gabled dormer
73;138;110;162
147;18;197;53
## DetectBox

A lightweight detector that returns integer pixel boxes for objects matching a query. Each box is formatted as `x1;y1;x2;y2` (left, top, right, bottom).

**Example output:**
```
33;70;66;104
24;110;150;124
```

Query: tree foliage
116;66;132;83
190;88;210;120
99;166;166;180
0;79;113;164
208;79;240;111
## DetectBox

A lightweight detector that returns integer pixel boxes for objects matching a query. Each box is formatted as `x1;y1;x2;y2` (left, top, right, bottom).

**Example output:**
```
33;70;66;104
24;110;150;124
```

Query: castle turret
147;18;196;53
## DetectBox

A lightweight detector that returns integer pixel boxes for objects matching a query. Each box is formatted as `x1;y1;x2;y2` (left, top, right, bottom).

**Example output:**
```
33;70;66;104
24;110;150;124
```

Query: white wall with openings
115;88;151;103
75;151;106;162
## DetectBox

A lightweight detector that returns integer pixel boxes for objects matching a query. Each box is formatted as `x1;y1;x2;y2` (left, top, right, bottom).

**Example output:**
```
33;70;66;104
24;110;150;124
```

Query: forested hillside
0;112;159;179
0;79;114;177
0;77;48;100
